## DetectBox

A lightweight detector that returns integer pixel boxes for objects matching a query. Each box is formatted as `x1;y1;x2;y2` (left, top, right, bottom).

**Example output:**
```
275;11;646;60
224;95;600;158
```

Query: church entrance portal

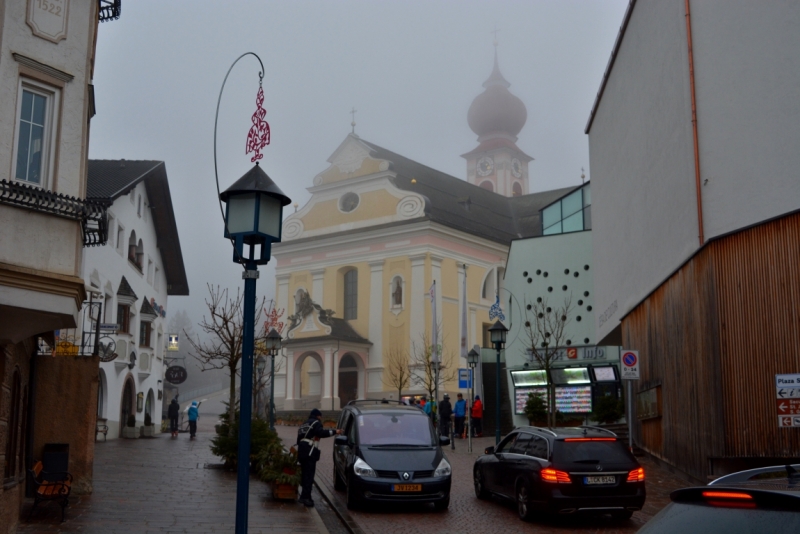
338;354;359;406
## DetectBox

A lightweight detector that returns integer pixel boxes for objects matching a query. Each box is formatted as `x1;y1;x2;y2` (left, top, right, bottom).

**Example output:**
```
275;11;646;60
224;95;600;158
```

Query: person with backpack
297;408;341;507
168;397;180;438
187;401;199;439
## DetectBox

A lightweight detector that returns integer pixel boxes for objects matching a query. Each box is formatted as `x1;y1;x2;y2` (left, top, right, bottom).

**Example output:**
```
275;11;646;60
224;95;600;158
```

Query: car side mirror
484;446;495;455
334;434;349;446
439;435;450;446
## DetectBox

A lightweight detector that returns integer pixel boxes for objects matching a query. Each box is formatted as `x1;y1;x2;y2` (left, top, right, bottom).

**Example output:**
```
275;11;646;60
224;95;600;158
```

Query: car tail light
541;468;571;483
702;491;753;500
626;468;645;482
702;491;756;508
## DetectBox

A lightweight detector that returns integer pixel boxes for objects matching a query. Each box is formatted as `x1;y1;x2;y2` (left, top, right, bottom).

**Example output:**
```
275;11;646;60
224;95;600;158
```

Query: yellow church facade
272;53;575;410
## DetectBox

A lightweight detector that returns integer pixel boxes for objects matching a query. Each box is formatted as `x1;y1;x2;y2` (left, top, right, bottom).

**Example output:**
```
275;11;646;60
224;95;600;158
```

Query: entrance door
338;354;359;406
120;379;134;437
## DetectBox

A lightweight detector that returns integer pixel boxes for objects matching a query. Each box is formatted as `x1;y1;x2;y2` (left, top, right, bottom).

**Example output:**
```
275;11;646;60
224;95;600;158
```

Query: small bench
27;460;72;522
96;421;109;442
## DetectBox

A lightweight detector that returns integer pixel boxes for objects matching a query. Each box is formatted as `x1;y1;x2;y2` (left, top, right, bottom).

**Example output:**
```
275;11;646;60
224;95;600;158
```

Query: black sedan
473;426;646;521
333;401;452;510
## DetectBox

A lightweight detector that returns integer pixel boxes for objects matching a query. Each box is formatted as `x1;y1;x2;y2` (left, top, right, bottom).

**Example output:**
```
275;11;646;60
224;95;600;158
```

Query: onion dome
467;49;527;140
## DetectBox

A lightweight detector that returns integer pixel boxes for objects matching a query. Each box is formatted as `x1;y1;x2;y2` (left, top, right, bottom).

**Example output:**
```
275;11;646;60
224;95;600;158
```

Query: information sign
458;368;472;389
621;350;640;380
776;374;800;427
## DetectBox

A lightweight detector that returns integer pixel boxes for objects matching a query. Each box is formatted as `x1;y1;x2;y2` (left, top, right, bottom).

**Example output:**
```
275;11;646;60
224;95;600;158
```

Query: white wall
588;0;704;344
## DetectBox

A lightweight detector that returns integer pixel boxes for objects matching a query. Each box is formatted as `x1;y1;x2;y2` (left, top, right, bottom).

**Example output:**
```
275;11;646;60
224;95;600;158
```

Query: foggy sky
88;0;629;334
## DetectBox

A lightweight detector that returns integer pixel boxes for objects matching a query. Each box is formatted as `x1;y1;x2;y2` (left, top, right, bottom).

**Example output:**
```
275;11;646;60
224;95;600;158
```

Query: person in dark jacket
168;397;180;438
438;394;453;437
297;408;342;507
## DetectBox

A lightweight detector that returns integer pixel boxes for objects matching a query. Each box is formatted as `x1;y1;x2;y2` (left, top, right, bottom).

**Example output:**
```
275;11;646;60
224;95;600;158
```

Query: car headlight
434;458;451;477
353;457;376;478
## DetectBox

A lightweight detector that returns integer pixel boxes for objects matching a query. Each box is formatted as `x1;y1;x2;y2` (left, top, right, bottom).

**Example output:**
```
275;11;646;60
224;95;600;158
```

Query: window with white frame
13;79;59;188
116;224;124;254
137;195;142;217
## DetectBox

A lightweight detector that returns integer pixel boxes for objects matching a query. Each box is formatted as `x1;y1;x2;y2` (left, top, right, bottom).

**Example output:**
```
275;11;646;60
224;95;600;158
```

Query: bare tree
410;330;457;416
185;284;269;434
253;301;285;420
523;296;573;428
382;345;411;401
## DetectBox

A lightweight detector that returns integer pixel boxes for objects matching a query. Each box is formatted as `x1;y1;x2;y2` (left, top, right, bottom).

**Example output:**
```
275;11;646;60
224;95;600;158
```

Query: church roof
359;139;578;244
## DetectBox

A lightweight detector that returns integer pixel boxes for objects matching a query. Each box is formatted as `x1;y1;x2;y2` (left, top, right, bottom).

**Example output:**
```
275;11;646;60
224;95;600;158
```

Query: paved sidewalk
276;424;693;534
20;420;324;534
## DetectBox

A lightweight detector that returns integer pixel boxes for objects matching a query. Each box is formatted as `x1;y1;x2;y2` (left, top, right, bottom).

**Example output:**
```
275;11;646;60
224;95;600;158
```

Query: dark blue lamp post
220;163;290;534
488;320;508;445
265;328;282;431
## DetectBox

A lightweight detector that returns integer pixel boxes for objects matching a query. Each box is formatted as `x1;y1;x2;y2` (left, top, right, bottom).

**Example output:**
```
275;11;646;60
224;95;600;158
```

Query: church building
272;51;578;410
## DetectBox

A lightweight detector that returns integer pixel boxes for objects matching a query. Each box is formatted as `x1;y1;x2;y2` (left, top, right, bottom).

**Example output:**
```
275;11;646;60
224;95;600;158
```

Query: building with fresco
272;50;576;411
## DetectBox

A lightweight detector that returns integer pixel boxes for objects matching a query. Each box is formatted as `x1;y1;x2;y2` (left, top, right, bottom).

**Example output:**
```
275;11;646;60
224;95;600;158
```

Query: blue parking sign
458;368;472;389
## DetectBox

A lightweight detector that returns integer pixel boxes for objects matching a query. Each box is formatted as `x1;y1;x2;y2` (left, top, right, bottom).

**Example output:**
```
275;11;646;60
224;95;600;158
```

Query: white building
85;160;188;439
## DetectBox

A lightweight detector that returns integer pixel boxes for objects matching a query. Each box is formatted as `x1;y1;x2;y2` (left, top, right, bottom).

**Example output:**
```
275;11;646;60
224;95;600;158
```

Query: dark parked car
638;464;800;534
333;400;452;510
473;426;646;521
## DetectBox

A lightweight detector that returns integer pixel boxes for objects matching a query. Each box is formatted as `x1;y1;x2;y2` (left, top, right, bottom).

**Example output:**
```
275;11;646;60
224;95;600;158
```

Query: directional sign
621;350;640;380
775;374;800;427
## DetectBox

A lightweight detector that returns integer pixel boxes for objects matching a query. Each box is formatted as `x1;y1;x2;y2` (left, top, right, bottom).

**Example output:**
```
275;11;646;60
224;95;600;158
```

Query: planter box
140;425;156;438
122;426;138;439
271;482;298;501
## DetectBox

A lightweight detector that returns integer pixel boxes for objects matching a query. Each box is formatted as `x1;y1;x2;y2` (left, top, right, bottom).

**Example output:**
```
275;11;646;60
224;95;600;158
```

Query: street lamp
488;320;508;445
220;163;291;534
467;348;480;453
265;328;282;431
256;356;266;419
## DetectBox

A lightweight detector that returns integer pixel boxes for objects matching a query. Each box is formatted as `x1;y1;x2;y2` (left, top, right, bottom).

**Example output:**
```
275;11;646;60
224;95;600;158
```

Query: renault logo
596;465;603;472
403;472;410;480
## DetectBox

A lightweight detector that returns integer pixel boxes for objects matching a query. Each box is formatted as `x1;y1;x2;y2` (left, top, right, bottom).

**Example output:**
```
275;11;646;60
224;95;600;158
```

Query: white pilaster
368;260;384;368
276;274;290;317
409;253;427;359
458;263;467;364
283;348;298;410
311;268;325;305
430;254;443;337
321;346;333;402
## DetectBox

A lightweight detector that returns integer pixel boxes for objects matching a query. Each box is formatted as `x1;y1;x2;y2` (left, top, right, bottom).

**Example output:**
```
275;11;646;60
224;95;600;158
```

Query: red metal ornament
246;85;270;162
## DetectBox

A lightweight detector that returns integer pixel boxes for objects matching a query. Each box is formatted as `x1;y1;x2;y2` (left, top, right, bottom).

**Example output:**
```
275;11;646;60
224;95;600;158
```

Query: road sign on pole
775;374;800;427
621;350;640;380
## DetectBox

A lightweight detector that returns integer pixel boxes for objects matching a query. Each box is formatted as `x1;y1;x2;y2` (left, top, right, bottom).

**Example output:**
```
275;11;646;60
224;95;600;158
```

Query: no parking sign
621;350;640;380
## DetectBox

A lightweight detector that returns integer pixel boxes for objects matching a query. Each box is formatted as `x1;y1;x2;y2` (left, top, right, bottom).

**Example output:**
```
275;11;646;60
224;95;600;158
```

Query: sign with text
458;368;472;389
621;350;640;380
165;365;187;385
167;334;179;352
776;374;800;427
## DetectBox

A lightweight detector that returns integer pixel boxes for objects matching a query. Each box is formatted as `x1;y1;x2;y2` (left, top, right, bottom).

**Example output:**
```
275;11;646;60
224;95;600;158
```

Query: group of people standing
167;397;199;439
410;393;483;438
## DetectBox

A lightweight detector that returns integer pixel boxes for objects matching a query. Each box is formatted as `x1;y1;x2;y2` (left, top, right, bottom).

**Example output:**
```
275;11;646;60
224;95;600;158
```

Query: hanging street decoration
246;83;270;162
165;365;188;385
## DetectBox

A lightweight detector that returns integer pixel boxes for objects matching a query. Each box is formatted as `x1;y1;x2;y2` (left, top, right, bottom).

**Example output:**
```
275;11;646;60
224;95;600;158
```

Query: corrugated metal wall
622;212;800;481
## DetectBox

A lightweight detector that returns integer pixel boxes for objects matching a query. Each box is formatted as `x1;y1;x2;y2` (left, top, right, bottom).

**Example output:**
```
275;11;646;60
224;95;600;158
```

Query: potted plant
122;413;138;439
141;412;156;437
524;391;548;426
591;395;625;425
257;444;300;501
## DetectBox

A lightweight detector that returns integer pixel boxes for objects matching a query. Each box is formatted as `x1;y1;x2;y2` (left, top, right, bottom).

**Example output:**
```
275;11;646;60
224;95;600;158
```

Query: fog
89;1;628;337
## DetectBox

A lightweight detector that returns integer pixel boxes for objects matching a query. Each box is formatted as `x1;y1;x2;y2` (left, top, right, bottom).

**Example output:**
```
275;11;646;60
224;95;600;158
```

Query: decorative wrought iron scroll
37;301;103;356
98;0;122;22
0;179;110;247
245;82;270;162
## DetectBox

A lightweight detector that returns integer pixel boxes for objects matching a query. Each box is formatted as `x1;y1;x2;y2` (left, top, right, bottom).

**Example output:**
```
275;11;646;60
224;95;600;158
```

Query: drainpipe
685;0;705;246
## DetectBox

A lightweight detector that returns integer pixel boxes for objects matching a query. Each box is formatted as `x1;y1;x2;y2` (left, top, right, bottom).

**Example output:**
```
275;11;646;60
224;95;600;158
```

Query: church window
344;269;358;320
339;192;360;213
512;182;522;196
479;181;494;192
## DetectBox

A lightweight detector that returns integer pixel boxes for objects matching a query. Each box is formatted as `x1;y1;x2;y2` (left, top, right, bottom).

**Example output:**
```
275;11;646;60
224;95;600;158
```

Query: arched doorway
119;376;135;437
97;369;107;420
338;354;359;406
145;389;155;420
294;352;324;409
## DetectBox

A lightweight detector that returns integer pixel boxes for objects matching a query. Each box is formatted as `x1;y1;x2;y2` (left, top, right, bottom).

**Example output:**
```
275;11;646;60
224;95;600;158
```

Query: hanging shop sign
165;365;188;385
167;333;179;351
98;336;118;362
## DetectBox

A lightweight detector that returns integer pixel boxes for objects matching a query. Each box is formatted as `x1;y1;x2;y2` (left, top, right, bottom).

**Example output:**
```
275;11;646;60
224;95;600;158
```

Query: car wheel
612;510;634;520
474;467;490;500
516;481;535;522
433;495;450;511
346;475;362;510
333;465;345;491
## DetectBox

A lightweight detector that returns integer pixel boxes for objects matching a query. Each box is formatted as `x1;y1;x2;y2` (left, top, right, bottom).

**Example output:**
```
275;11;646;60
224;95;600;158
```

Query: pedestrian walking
297;408;342;507
453;393;466;438
438;394;453;437
471;395;483;437
168;397;180;438
187;401;199;439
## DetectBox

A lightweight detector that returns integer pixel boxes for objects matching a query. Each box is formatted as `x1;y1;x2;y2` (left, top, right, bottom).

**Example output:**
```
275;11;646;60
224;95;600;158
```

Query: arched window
344;269;358;320
479;181;494;192
391;276;403;308
136;239;144;269
128;230;137;263
512;182;523;196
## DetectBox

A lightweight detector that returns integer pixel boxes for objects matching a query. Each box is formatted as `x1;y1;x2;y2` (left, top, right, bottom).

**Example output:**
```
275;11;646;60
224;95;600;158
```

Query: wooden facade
623;211;800;481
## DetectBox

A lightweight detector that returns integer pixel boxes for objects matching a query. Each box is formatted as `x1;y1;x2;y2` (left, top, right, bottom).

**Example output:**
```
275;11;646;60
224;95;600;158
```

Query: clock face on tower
511;158;522;178
477;156;494;177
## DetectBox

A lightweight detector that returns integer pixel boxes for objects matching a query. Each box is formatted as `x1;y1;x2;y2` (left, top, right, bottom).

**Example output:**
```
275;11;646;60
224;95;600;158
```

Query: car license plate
393;484;422;492
584;476;616;485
